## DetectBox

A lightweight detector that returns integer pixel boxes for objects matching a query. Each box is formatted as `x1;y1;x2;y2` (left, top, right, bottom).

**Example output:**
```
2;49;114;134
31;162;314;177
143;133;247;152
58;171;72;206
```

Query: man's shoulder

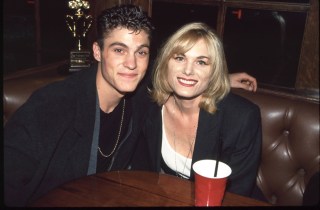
34;65;97;97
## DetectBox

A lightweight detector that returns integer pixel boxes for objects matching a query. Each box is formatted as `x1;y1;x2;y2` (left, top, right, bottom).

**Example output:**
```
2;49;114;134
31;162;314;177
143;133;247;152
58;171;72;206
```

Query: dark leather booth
3;61;319;206
232;88;319;206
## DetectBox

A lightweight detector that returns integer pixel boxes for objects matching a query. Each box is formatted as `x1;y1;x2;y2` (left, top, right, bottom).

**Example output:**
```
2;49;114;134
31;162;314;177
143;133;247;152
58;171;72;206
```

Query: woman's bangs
171;31;202;55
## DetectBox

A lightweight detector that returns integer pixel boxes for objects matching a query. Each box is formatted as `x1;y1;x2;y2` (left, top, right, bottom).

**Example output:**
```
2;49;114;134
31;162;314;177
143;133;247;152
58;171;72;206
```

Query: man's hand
229;72;257;92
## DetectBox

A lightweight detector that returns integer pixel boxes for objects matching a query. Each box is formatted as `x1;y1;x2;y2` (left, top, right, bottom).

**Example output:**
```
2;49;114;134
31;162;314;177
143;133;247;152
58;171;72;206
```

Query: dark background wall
3;0;75;75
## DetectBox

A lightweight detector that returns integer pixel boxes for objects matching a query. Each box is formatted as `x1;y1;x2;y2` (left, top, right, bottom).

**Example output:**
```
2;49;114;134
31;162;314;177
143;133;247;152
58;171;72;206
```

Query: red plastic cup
192;159;232;206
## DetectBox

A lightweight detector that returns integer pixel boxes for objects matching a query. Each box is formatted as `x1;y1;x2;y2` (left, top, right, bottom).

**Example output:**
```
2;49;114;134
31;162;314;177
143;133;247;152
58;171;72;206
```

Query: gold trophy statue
66;0;93;72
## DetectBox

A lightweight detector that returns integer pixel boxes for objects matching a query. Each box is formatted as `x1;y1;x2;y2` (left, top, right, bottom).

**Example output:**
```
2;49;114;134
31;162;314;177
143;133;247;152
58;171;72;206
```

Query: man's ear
92;42;101;62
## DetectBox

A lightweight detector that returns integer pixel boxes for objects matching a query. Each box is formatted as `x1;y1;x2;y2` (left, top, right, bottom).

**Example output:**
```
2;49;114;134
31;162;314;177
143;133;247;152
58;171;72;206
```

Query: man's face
93;27;150;96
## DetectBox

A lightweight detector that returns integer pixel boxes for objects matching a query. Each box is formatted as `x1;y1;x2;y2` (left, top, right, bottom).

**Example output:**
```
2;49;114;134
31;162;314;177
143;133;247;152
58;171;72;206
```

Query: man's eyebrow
138;44;150;50
109;42;150;51
108;42;128;48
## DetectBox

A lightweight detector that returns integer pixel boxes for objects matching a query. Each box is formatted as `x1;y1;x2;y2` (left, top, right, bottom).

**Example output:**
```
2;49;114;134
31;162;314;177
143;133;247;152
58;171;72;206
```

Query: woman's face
167;39;212;100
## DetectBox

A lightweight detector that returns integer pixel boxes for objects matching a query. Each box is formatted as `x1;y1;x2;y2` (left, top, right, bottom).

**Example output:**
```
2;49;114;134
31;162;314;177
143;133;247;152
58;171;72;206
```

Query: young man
4;4;154;206
4;4;257;207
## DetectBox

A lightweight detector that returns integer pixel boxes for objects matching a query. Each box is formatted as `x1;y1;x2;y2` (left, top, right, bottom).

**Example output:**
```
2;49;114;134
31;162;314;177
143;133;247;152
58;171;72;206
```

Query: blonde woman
131;22;262;198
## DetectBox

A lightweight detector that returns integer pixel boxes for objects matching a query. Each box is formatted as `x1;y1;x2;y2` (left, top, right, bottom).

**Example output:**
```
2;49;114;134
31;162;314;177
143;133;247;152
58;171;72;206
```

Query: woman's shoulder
219;91;260;114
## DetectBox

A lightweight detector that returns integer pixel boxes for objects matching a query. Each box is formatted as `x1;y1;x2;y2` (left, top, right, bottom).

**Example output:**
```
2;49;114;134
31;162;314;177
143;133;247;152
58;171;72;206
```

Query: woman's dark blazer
131;91;262;197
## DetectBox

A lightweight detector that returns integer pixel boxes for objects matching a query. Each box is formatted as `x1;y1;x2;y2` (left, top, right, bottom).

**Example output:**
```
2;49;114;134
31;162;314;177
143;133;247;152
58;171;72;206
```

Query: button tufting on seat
298;168;305;176
283;130;289;136
271;195;277;204
231;89;319;206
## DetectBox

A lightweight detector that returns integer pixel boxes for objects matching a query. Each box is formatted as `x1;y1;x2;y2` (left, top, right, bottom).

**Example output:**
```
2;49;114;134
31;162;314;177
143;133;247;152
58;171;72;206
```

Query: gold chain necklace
171;97;197;178
98;99;125;158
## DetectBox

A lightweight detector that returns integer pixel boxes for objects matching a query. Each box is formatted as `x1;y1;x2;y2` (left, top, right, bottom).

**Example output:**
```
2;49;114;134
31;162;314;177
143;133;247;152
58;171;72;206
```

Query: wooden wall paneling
87;0;120;47
216;1;227;38
131;0;152;15
295;0;319;91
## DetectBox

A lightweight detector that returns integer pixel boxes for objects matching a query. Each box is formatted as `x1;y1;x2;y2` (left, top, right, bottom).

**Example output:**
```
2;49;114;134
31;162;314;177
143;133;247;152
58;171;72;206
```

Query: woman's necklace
173;128;196;178
171;97;197;178
98;99;126;158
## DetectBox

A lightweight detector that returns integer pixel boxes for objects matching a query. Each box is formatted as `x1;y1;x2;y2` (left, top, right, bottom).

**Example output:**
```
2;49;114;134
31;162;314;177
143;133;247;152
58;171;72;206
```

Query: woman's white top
161;108;192;179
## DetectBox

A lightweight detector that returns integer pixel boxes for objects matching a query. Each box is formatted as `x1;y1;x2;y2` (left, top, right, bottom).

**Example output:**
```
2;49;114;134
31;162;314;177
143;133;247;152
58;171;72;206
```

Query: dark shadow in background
151;1;307;89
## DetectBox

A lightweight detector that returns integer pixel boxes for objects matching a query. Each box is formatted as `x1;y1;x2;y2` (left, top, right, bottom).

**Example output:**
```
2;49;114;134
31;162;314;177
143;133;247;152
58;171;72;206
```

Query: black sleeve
129;123;152;171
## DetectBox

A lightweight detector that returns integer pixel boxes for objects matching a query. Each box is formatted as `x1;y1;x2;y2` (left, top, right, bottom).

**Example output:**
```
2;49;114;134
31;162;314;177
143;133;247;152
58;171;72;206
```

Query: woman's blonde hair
151;22;230;113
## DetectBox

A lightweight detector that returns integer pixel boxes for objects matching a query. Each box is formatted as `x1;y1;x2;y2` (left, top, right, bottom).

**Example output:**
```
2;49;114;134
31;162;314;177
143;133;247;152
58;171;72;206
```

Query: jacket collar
73;64;98;135
147;101;224;180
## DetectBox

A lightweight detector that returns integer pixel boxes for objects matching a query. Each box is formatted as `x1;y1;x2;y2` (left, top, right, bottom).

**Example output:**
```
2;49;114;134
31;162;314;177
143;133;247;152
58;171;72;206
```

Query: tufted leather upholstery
232;88;319;206
3;62;319;206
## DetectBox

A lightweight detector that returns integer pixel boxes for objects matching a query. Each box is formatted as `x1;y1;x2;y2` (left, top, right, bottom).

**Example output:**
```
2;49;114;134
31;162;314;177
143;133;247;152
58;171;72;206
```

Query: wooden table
31;171;271;207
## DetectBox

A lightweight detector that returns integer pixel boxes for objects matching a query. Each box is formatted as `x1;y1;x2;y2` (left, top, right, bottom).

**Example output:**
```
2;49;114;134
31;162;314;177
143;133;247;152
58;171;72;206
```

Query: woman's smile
177;77;198;87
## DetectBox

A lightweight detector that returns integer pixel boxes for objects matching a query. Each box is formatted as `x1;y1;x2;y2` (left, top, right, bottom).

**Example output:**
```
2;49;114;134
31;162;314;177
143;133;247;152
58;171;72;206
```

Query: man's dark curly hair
96;4;155;49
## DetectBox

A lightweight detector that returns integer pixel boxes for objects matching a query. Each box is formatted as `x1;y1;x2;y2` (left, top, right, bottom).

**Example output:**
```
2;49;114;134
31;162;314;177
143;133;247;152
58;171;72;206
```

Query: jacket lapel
69;66;98;176
145;103;163;171
190;108;222;179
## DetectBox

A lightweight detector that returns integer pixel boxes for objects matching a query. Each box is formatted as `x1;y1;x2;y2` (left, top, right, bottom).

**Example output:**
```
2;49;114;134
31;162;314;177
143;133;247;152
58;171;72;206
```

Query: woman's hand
229;72;257;92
